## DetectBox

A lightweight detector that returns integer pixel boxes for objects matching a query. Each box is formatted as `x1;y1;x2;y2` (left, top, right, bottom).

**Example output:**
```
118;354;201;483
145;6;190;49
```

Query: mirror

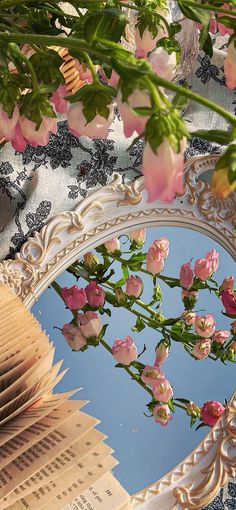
31;226;235;496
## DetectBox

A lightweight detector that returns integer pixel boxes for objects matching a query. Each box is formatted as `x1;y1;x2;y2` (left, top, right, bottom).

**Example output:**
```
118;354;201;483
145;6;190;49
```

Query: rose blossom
117;90;150;138
212;330;230;345
112;336;138;365
224;41;236;90
181;311;196;326
153;404;172;426
201;400;225;427
152;378;173;403
142;138;187;203
194;314;216;338
11;123;27;152
51;84;68;114
141;365;164;386
149;48;177;81
19;115;58;146
181;290;199;309
104;238;120;253
153;238;169;259
85;281;105;308
221;289;236;316
67;101;114;139
206;249;219;275
129;228;146;247
61;285;87;310
192;338;212;360
146;245;165;275
0;105;19;141
220;276;234;293
179;262;194;289
155;343;169;366
194;258;212;281
62;323;86;351
126;275;143;298
78;311;103;338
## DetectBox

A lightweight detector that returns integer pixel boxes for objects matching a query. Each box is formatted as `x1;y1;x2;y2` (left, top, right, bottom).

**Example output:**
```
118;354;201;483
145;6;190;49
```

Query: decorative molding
0;154;235;509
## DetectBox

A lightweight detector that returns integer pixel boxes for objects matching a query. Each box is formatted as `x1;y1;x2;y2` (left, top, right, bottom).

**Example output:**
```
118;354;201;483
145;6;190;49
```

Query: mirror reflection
32;226;236;494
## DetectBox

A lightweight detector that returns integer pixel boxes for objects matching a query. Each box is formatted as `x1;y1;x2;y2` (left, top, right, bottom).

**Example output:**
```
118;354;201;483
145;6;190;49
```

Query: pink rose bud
141;365;164;386
62;323;86;351
186;401;200;418
212;330;230;345
194;314;216;338
20;115;58;146
231;320;236;335
153;404;172;426
192;338;212;360
206;249;219;275
153;237;169;259
194;258;212;281
181;311;196;326
0;105;19;141
149;48;177;81
112;336;138;365
129;228;146;247
181;289;199;309
78;311;103;338
146;245;165;275
221;290;236;316
83;252;99;269
179;262;194;289
51;84;68;114
85;281;105;308
220;276;234;293
152;378;173;403
11;122;27;152
126;275;143;298
117;90;150;138
201;400;225;427
104;238;120;253
115;288;126;305
67;101;114;139
155;342;169;366
224;41;236;90
61;285;87;310
142;138;187;204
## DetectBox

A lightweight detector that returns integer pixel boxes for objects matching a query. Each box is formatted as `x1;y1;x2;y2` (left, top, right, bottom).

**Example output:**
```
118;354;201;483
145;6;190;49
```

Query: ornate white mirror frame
0;154;235;510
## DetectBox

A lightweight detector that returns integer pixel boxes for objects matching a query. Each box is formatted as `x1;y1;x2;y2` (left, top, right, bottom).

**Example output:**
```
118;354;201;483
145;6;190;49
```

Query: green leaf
175;398;190;404
132;317;146;333
216;15;236;30
192;129;232;145
178;1;210;26
30;50;64;85
114;263;129;289
132;360;145;371
195;422;209;431
190;416;197;428
84;8;128;43
199;26;213;58
127;252;146;271
167;399;175;412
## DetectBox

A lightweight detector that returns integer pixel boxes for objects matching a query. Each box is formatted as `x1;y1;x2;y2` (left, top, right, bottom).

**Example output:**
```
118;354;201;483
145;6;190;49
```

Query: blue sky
32;226;235;495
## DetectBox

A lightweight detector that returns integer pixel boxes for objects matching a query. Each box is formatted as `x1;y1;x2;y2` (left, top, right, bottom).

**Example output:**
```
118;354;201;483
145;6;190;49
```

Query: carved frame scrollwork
0;154;235;510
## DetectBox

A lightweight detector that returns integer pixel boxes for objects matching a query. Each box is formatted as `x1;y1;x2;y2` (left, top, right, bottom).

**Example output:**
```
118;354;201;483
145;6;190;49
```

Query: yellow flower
211;168;236;199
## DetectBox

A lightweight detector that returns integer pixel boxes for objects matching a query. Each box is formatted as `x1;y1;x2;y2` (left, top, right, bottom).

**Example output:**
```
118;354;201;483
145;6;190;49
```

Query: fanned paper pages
0;285;130;510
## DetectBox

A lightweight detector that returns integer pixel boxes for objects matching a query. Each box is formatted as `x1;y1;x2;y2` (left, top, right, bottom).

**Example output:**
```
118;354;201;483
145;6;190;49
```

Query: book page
64;472;130;510
0;337;49;374
0;320;45;349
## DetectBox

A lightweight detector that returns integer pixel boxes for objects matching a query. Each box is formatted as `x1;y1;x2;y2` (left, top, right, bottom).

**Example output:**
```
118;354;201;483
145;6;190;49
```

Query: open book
0;284;130;510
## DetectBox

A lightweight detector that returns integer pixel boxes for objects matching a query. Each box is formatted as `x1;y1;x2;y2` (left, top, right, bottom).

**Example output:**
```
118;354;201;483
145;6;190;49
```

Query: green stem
81;51;99;84
145;76;163;110
8;41;39;90
178;0;236;16
173;401;187;411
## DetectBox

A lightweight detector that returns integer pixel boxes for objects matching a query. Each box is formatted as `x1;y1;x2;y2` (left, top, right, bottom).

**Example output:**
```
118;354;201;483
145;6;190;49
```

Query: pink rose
19;115;58;146
67;101;114;139
194;314;216;338
78;311;103;338
11;123;27;152
221;289;236;316
74;61;93;83
155;343;169;366
104;238;120;253
153;238;169;259
231;320;236;335
152;378;173;403
146;245;165;275
220;276;234;293
181;311;196;326
181;289;199;309
126;275;143;298
61;285;87;310
142;139;186;204
141;365;164;386
112;336;138;365
62;323;86;351
129;228;146;247
192;338;212;360
0;105;19;141
224;41;236;90
85;281;105;308
51;84;68;114
194;258;212;281
206;249;219;275
218;4;234;36
180;262;194;289
149;48;177;81
201;400;225;427
117;90;150;138
212;330;230;345
153;404;172;426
